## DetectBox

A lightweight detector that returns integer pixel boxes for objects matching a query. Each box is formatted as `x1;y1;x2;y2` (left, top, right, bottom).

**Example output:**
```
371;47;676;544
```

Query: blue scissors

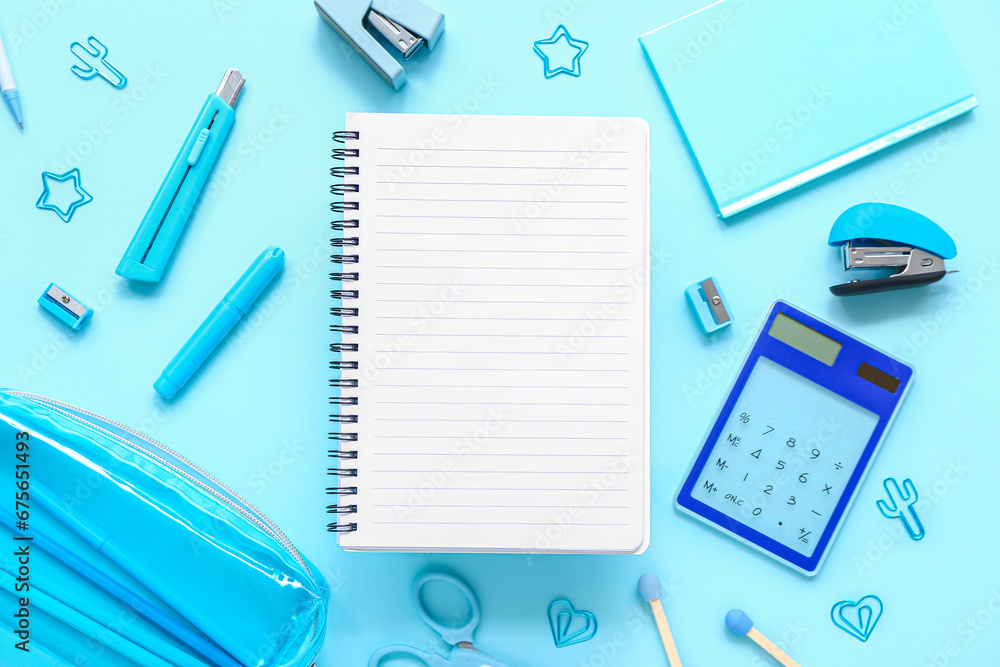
370;572;516;667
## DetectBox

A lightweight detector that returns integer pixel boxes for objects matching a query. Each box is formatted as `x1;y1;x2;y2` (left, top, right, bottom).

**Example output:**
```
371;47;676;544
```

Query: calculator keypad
694;358;879;557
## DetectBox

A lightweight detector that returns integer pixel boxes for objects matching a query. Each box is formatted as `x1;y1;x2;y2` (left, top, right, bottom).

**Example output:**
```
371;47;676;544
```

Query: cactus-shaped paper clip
70;37;127;89
876;477;924;540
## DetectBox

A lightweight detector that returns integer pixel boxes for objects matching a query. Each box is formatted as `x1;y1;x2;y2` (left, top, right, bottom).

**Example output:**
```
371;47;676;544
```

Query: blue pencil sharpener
686;277;732;334
38;283;93;331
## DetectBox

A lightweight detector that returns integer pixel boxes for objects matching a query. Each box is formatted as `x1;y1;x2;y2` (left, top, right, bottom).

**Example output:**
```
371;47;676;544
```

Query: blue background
1;0;998;665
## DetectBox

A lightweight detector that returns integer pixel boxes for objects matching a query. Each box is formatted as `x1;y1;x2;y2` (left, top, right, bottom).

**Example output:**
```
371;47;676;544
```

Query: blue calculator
676;301;913;575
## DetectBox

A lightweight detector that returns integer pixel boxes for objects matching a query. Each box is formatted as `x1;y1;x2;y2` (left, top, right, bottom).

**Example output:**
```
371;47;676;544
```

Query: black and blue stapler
828;203;957;297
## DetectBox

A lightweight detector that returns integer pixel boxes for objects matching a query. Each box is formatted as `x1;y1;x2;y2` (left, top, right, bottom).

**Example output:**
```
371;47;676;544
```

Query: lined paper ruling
331;113;650;554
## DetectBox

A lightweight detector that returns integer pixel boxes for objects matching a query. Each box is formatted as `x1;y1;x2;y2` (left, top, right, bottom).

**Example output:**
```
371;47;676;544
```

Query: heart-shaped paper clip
831;595;883;642
548;598;597;648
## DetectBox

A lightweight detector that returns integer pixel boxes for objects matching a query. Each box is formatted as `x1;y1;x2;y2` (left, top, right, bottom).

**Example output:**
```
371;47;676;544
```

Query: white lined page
340;114;650;553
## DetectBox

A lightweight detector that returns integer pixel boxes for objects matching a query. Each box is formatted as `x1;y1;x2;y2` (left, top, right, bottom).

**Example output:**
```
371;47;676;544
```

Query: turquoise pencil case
0;390;328;667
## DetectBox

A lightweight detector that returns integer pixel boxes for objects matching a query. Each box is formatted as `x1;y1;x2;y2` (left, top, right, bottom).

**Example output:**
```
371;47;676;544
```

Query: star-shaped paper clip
36;169;93;223
533;25;589;78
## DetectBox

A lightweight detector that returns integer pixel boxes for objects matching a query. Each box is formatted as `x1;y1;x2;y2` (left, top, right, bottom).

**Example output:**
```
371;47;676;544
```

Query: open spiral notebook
329;113;650;554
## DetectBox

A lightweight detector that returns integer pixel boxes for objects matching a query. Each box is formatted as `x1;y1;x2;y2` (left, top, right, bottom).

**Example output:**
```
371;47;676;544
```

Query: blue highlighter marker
155;247;284;399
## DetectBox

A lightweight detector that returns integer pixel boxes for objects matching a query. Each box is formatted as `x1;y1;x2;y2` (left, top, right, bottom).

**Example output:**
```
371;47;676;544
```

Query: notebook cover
639;0;977;218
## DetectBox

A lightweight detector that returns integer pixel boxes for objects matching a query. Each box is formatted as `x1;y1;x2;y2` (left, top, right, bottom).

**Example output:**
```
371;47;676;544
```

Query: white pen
0;31;23;129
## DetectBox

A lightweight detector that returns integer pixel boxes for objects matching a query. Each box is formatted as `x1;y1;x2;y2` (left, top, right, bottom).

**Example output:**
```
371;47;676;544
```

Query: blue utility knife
116;69;245;283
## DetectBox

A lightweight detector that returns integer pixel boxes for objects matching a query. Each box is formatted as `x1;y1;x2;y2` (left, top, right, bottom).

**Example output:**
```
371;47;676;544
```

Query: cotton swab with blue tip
725;610;802;667
638;573;682;667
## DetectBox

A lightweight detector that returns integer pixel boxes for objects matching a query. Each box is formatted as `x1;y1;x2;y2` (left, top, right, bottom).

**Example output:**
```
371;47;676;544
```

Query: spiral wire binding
328;130;361;534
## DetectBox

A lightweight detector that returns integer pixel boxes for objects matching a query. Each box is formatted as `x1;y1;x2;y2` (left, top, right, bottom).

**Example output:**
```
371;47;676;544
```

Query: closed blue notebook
640;0;977;218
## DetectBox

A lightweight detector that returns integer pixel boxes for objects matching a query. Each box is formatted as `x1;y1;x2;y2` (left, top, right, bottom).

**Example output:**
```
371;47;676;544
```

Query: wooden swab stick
639;573;683;667
725;609;802;667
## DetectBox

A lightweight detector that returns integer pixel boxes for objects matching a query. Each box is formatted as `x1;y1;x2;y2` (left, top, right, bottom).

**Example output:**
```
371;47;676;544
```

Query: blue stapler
828;203;957;296
314;0;445;90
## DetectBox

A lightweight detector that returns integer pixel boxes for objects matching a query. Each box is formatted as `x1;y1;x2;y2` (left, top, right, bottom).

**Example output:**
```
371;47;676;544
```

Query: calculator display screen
768;313;842;366
693;358;879;557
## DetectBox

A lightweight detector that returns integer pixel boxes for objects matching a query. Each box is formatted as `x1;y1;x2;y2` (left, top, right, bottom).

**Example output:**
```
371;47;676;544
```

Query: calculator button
689;358;880;559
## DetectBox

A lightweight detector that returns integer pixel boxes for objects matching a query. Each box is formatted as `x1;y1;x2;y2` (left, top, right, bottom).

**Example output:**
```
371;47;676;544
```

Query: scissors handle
369;645;450;667
413;573;481;646
447;648;518;667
